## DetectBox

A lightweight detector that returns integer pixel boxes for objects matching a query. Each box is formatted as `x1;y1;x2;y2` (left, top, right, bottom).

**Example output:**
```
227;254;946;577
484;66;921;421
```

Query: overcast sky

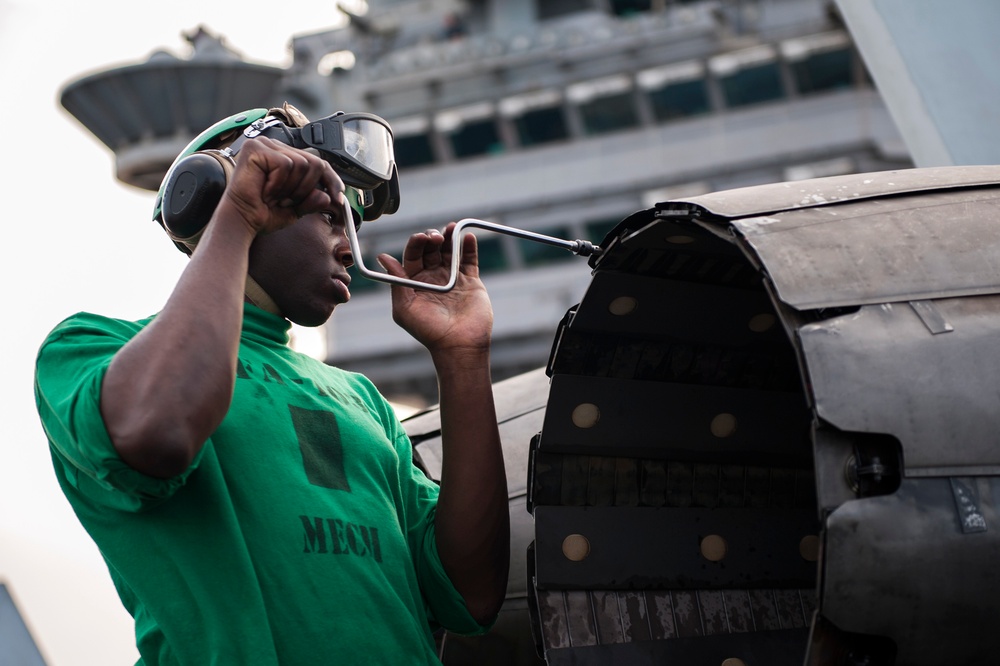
0;2;361;662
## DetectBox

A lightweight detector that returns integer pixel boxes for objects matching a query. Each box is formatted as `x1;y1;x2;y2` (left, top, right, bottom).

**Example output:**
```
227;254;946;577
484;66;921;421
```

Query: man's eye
320;211;336;226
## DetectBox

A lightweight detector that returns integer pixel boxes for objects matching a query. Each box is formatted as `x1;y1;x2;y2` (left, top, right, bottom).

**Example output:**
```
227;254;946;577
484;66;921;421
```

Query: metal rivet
562;534;591;561
234;114;247;122
710;413;737;438
799;535;820;562
749;313;776;332
700;534;727;561
666;235;695;244
572;403;601;429
721;659;747;666
608;296;638;316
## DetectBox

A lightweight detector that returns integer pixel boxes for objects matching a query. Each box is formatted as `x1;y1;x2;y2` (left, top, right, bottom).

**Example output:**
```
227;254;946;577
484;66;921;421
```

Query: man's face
247;207;354;327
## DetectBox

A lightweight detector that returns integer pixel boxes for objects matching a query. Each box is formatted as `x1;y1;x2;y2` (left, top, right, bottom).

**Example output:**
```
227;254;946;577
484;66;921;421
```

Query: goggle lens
342;117;394;180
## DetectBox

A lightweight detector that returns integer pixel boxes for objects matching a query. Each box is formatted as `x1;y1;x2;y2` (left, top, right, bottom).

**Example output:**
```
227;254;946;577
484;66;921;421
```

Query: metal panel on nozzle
729;186;1000;311
799;295;1000;476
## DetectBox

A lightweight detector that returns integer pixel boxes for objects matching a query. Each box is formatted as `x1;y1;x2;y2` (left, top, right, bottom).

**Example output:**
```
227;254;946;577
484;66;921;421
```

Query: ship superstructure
279;0;909;404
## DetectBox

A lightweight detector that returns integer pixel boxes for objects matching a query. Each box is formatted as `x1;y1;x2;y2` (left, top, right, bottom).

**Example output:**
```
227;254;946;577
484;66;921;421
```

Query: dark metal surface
529;451;817;514
799;296;1000;475
532;575;816;653
540;374;811;464
533;506;817;589
823;478;1000;666
570;270;787;348
528;165;1000;664
729;187;1000;310
543;630;811;666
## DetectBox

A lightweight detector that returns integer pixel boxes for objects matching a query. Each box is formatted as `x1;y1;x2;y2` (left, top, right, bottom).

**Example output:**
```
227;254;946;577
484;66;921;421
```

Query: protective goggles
234;111;400;222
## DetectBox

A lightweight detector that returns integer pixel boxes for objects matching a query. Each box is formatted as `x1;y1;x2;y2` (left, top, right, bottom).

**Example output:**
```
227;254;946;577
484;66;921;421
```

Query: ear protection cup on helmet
161;151;235;242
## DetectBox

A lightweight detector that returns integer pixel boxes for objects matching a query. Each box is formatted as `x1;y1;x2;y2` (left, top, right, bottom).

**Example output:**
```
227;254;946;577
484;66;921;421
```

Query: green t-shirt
34;304;486;665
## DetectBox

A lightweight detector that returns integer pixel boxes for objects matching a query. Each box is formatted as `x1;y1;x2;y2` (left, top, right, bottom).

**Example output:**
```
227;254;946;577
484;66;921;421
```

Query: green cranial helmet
153;104;366;255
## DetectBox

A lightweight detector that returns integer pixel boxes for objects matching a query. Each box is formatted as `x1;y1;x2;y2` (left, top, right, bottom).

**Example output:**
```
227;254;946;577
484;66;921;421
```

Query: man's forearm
101;203;257;478
432;349;511;624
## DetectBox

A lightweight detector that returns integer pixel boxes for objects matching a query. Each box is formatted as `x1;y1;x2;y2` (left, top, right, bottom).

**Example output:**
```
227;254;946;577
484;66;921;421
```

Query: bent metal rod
342;196;603;293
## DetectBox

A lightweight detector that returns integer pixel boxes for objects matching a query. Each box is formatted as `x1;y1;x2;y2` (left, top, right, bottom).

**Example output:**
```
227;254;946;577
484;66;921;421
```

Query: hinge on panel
845;438;901;497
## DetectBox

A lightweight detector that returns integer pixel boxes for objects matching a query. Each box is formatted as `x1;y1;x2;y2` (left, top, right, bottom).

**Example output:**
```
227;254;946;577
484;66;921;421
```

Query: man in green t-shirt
34;105;509;664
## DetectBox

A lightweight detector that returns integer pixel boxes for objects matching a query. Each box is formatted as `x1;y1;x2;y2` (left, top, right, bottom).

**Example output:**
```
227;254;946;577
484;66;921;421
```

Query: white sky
0;2;357;663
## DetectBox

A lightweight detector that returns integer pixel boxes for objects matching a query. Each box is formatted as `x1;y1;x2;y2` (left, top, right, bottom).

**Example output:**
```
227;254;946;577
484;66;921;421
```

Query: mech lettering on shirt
300;515;383;563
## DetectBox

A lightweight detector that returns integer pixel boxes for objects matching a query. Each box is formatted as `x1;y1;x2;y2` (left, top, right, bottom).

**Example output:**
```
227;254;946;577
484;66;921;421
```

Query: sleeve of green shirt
34;312;208;512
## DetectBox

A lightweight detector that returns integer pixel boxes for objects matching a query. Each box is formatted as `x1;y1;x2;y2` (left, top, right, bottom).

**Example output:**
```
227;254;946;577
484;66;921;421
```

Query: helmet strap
244;274;283;317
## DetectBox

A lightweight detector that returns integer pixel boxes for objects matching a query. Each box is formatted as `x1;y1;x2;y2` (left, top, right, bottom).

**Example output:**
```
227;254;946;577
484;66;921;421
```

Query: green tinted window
579;93;640;135
475;236;507;275
610;0;651;16
720;62;785;108
647;78;710;121
586;217;622;244
518;226;576;267
449;119;503;158
791;48;853;95
515;106;569;147
394;134;435;168
539;0;591;19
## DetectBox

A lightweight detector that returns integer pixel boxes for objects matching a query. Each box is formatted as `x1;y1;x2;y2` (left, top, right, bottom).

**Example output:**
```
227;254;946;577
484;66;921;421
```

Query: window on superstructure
578;93;640;134
538;0;594;20
790;48;853;95
515;106;569;146
501;90;568;147
647;78;710;120
781;33;854;96
610;0;652;16
720;62;784;107
447;118;504;158
586;217;623;244
781;33;855;97
475;236;508;275
436;104;502;160
639;61;711;121
394;133;436;168
518;225;577;267
569;75;639;135
712;46;785;108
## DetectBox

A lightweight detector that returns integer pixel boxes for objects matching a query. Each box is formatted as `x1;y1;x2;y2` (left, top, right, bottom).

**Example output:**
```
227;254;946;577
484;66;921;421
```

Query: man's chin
288;306;337;329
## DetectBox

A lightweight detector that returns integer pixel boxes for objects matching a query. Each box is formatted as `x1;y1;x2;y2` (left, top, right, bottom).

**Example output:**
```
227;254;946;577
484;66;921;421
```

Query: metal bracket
845;456;885;487
909;300;954;335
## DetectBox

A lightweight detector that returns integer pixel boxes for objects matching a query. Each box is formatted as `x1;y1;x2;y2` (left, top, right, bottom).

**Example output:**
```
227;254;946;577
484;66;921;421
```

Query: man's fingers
401;230;445;274
287;158;334;205
401;233;429;270
377;253;405;278
246;138;343;211
296;187;339;216
460;232;479;272
397;223;482;279
421;229;447;268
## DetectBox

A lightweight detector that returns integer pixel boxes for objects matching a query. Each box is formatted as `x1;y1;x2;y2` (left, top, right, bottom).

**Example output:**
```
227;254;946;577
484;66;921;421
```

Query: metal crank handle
344;198;602;293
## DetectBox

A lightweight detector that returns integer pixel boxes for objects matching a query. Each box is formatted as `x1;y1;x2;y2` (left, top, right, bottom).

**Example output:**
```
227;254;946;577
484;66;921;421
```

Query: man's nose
334;232;354;267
